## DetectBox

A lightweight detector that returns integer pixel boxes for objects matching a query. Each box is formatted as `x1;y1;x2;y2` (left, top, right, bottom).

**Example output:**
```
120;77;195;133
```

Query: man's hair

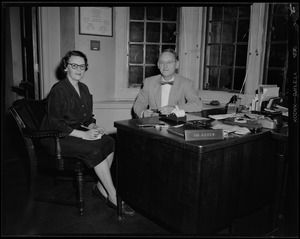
161;48;179;61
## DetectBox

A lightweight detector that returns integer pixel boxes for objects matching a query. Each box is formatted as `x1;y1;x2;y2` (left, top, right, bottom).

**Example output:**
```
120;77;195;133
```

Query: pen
244;114;251;119
81;125;104;135
81;125;90;130
138;125;156;128
81;125;101;132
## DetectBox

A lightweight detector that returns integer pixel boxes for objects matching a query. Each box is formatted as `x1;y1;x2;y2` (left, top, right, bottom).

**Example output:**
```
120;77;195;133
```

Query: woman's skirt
41;134;115;168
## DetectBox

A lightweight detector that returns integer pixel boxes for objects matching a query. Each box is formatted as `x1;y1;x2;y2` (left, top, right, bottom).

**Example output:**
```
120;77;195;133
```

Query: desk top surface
114;107;288;153
115;116;287;153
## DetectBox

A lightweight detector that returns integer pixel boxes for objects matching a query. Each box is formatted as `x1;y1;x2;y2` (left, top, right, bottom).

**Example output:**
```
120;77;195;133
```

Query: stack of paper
211;123;250;136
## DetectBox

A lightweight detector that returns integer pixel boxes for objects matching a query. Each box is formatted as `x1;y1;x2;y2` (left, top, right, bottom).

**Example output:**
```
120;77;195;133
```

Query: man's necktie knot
161;81;174;85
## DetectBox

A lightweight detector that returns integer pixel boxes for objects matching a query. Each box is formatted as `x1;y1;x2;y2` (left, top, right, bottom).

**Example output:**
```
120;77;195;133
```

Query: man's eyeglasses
158;60;176;66
68;63;86;71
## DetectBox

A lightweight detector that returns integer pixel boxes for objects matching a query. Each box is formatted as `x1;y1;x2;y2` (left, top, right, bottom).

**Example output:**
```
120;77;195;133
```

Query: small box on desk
167;125;224;141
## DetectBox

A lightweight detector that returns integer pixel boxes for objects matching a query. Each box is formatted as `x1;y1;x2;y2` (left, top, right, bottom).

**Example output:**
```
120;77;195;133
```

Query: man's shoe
106;198;135;216
92;184;108;202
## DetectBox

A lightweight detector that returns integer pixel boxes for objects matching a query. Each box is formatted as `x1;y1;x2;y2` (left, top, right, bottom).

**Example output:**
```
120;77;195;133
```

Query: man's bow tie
161;81;174;85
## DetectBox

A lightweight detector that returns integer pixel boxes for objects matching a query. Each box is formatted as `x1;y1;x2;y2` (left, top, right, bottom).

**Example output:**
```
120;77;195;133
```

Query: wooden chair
10;98;89;216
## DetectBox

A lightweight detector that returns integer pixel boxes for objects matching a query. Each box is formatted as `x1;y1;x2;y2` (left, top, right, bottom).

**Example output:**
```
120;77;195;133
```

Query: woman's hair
61;50;89;73
161;48;179;61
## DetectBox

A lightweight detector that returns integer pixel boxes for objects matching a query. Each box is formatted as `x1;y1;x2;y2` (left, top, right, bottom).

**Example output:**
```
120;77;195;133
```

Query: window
263;3;290;96
204;5;251;92
128;6;179;87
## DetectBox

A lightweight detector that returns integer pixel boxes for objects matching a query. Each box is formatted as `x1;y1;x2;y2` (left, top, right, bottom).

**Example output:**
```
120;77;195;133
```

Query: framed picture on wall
79;7;113;37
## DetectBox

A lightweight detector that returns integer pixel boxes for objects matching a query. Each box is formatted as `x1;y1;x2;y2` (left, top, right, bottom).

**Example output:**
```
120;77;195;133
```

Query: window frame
263;3;290;96
115;4;271;105
128;6;179;88
203;5;251;93
115;7;139;100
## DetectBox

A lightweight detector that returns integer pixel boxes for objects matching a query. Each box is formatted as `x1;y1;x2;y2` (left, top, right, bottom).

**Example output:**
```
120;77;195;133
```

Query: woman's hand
88;123;106;136
85;128;101;139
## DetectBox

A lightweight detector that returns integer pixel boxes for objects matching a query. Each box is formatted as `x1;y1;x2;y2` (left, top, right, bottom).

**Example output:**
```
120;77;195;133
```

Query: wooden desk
114;115;286;234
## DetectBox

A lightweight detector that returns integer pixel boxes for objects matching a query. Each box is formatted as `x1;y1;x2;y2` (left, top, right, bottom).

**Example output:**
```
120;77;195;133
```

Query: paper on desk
209;113;236;120
186;113;209;121
212;124;250;135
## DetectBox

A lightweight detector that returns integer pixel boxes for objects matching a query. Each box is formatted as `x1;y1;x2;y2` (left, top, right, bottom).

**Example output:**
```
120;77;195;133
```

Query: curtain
179;7;207;89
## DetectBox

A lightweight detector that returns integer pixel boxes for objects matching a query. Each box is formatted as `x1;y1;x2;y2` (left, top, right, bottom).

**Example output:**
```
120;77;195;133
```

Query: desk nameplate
184;129;224;141
167;126;224;141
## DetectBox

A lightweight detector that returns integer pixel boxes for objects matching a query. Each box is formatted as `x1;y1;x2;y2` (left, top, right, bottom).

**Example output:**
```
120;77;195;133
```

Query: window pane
129;45;144;64
220;68;232;89
212;7;222;20
237;20;249;42
209;45;220;65
268;44;287;67
222;20;236;43
208;67;219;88
163;7;177;21
129;66;144;86
234;69;246;90
210;22;221;43
224;7;237;18
273;4;289;15
271;16;288;41
266;70;284;87
239;6;250;17
236;45;247;66
146;22;160;42
146;7;161;20
221;45;234;66
146;45;160;64
145;66;160;78
162;45;176;52
130;22;144;42
162;23;177;43
130;7;144;20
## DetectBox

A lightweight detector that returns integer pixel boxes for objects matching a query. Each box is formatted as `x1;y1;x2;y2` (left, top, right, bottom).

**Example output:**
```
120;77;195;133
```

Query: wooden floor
2;151;289;237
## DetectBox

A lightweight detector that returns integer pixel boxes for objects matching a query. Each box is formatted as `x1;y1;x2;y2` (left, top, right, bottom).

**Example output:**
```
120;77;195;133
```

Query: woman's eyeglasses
68;63;86;70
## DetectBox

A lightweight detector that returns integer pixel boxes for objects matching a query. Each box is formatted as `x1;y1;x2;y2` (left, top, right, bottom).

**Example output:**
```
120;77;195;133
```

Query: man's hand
160;106;175;115
143;109;156;118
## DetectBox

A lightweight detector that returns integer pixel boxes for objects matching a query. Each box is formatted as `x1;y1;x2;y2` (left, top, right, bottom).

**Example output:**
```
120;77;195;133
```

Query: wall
73;7;131;134
6;7;23;108
74;7;116;102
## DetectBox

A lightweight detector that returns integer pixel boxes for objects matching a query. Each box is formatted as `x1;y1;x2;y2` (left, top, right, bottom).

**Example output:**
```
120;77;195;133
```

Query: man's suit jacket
133;74;202;117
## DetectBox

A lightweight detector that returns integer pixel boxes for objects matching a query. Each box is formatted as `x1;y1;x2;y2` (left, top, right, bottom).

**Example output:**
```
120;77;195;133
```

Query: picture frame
79;7;113;37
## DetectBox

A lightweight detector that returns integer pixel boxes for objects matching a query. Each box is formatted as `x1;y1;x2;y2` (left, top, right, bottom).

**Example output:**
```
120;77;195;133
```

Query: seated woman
40;50;135;216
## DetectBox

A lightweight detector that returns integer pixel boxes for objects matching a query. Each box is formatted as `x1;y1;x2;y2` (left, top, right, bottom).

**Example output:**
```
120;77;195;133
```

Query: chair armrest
22;128;67;170
22;129;66;139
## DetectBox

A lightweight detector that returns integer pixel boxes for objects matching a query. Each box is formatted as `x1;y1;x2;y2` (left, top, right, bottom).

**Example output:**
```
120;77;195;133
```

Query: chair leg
75;162;84;216
26;141;38;211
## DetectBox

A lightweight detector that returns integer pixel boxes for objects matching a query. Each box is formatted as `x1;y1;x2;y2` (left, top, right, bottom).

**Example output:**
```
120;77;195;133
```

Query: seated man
133;48;202;118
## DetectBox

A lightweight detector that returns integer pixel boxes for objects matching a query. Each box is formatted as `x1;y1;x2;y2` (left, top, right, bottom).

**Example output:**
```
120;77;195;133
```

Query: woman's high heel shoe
106;198;135;216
